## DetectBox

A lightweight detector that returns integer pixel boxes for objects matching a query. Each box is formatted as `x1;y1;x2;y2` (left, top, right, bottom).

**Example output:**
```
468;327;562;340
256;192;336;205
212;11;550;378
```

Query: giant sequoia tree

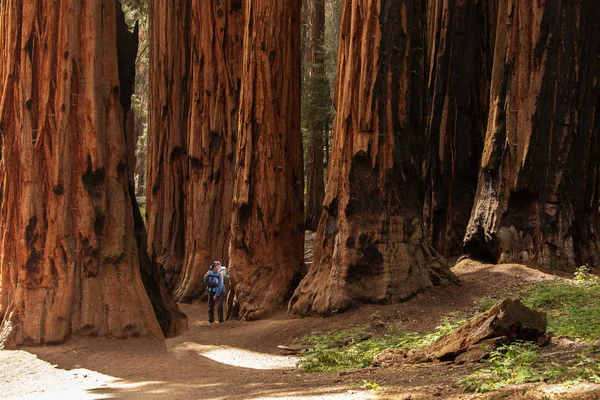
116;4;187;337
146;0;190;288
464;0;600;270
229;0;305;320
422;0;496;257
0;0;165;348
289;0;456;317
174;0;244;302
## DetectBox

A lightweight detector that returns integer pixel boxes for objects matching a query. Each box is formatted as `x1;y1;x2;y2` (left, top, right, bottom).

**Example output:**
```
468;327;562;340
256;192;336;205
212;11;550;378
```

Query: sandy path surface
2;260;599;400
1;303;381;400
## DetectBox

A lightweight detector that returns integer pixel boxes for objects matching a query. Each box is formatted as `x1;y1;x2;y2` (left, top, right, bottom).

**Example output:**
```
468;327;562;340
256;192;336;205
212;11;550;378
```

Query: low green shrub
460;269;600;393
458;342;600;393
457;342;543;393
296;316;466;372
521;272;600;341
348;380;382;394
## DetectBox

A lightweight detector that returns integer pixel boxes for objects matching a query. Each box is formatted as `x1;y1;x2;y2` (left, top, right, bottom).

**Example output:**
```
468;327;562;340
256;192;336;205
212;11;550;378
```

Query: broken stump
374;299;547;366
427;299;546;361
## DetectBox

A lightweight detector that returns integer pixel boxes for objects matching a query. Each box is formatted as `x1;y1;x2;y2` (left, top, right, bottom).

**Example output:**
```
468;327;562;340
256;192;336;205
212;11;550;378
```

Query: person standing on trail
205;261;226;324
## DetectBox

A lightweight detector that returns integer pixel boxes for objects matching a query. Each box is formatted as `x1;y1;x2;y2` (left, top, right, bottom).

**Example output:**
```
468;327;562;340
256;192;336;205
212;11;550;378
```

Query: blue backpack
206;273;220;288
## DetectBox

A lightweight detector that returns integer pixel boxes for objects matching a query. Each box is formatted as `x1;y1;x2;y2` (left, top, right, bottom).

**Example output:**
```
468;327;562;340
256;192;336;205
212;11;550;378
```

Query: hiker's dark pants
208;291;224;323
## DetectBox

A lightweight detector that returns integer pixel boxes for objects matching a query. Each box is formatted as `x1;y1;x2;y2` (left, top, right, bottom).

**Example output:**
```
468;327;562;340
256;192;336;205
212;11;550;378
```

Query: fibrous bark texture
0;0;163;348
464;0;600;269
115;4;188;337
289;0;456;317
146;0;190;288
303;0;327;232
229;0;304;320
423;0;496;257
174;0;244;303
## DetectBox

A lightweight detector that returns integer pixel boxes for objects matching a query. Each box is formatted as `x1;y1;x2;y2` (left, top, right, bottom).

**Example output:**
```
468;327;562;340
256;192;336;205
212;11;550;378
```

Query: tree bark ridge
230;0;304;320
423;0;496;257
289;0;456;317
464;0;600;269
0;0;163;348
174;0;244;303
146;0;191;288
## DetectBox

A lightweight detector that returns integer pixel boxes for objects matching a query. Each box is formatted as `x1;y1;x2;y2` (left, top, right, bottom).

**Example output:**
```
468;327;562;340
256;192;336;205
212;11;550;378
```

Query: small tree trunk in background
289;0;456;317
173;0;244;303
324;0;343;104
133;30;149;198
132;14;150;198
422;0;496;257
0;0;163;348
146;0;190;288
230;0;304;320
304;131;325;232
304;0;327;232
464;0;600;269
133;120;147;197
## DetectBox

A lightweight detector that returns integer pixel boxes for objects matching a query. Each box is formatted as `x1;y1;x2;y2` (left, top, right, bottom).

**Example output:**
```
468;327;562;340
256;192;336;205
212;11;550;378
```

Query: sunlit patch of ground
0;350;157;399
500;381;600;399
172;342;300;370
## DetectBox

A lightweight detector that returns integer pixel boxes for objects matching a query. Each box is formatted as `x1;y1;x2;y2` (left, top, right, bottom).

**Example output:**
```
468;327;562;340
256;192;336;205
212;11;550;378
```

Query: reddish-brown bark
464;0;600;269
229;0;304;320
422;0;497;257
289;0;456;317
173;0;244;303
146;0;190;288
116;5;188;337
0;0;164;348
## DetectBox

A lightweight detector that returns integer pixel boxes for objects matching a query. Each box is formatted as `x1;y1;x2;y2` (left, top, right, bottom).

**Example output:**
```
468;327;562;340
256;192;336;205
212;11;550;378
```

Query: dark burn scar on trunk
82;156;106;198
346;233;384;283
25;216;38;245
170;146;186;162
93;206;105;238
346;151;382;218
23;216;41;274
209;131;222;153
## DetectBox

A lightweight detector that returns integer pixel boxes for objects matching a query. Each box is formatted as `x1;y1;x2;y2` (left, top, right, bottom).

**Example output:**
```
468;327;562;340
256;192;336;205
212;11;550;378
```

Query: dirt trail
1;260;599;399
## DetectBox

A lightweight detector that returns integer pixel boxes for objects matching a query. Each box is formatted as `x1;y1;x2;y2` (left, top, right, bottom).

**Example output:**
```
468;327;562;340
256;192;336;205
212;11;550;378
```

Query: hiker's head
210;261;221;272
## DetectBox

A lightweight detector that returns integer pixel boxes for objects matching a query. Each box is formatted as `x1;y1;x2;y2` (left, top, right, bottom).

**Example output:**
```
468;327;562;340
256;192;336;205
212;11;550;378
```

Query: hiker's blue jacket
205;270;225;297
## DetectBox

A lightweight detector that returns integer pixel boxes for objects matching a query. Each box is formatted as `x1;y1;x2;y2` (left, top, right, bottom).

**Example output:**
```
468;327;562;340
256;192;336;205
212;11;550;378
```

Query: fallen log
426;298;546;361
374;299;547;366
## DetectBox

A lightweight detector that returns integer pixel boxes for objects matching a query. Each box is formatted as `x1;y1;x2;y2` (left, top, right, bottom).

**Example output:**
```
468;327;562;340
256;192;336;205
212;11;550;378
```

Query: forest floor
2;234;600;399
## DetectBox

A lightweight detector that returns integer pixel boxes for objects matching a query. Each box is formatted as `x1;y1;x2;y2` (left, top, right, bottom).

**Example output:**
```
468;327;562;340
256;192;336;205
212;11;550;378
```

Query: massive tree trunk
173;0;244;303
289;0;456;317
230;0;304;320
464;1;600;269
146;0;190;288
0;0;164;348
116;4;188;337
422;0;496;257
304;0;328;232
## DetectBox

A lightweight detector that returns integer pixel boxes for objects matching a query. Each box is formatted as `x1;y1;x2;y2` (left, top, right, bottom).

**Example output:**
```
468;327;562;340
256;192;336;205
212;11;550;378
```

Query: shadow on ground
5;260;596;400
